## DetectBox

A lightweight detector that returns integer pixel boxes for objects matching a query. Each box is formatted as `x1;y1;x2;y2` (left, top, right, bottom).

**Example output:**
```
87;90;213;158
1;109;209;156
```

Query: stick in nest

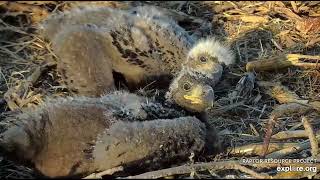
83;166;124;179
271;130;308;140
261;115;277;158
246;54;320;72
265;133;320;159
257;81;308;104
302;116;319;158
123;161;270;179
265;141;311;159
228;142;300;156
260;103;314;158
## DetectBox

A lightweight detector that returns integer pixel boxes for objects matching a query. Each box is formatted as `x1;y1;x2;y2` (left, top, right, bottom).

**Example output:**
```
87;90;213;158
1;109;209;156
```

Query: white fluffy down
188;37;235;65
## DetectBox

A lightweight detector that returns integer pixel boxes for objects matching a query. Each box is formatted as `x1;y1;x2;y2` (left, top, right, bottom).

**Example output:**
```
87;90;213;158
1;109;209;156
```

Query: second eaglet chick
0;91;218;178
183;37;235;87
41;6;193;95
40;6;234;96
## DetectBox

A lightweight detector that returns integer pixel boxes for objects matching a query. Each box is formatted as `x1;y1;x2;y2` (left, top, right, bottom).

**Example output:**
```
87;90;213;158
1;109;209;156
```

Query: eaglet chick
40;6;234;96
0;91;218;178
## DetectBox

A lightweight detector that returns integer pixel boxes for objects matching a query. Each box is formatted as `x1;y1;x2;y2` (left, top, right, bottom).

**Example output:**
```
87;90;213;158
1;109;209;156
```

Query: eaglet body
0;91;217;178
41;6;195;95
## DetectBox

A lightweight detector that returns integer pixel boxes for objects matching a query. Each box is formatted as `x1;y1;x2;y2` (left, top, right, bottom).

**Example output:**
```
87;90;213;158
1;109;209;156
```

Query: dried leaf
240;15;269;23
296;17;320;35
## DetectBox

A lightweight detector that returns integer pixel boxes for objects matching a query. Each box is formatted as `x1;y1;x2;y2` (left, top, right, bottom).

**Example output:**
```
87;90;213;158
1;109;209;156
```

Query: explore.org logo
277;166;317;173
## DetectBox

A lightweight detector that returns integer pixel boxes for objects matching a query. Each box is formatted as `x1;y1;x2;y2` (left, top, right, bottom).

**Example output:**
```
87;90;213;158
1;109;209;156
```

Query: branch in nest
265;141;309;159
308;101;320;112
123;161;270;179
257;81;308;104
261;115;277;157
225;15;269;23
261;102;314;157
258;81;320;113
227;142;300;156
265;133;320;159
302;116;319;158
270;103;313;117
83;166;124;179
271;130;308;140
246;54;320;72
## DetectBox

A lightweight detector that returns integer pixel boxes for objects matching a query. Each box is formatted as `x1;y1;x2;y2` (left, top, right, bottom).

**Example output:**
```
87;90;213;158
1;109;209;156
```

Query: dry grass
0;1;319;179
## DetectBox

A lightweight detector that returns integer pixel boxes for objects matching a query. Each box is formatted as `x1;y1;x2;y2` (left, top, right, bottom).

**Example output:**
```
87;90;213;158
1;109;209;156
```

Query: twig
309;101;320;112
271;130;308;140
228;142;299;156
246;54;320;72
209;101;245;115
123;161;270;179
302;116;319;158
265;141;311;159
225;15;269;23
259;102;312;158
0;27;28;35
270;103;314;116
261;115;277;157
265;133;320;159
257;82;308;104
0;46;26;62
287;54;320;61
83;166;124;179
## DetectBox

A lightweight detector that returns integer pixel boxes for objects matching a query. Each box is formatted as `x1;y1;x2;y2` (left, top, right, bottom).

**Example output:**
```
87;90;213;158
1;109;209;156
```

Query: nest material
0;1;320;179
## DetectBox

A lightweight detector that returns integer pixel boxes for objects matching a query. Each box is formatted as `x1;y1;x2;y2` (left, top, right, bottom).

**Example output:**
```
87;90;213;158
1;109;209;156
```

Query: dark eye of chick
199;56;207;63
183;82;192;91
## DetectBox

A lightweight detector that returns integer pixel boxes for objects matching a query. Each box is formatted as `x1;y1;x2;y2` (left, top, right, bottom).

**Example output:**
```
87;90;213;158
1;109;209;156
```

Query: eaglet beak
183;86;203;104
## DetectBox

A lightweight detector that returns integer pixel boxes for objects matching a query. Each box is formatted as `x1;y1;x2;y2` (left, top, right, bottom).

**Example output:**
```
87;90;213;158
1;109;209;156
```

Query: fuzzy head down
184;37;234;81
166;70;215;112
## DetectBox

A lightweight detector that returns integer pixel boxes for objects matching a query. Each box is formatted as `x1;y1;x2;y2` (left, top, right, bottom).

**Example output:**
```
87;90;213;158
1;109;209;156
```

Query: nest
0;1;319;179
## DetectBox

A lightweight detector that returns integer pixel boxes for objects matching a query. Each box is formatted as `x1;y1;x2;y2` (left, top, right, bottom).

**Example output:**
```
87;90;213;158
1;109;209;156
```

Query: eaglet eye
183;82;192;91
199;56;207;63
